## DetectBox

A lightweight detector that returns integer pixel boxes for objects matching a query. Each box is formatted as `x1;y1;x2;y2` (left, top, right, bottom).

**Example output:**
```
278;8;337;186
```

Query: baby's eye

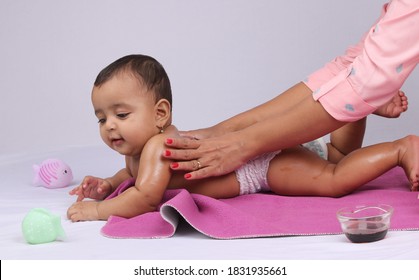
97;118;106;124
117;113;130;119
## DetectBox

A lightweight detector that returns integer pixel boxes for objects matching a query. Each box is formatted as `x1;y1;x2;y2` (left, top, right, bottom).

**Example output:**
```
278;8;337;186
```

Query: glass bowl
336;204;393;243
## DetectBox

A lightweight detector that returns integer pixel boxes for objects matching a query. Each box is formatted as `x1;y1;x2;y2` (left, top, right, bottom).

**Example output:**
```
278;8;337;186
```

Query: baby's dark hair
94;54;172;107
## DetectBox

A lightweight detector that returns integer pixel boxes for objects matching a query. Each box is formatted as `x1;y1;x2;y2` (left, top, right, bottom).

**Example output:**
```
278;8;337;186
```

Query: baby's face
91;73;159;157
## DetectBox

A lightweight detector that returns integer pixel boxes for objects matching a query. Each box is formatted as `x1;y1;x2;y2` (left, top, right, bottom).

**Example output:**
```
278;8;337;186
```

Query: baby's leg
268;136;419;197
327;118;366;163
395;135;419;191
327;91;408;163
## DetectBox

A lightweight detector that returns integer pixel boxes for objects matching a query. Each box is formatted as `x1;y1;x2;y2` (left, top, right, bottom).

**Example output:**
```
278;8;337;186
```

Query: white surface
1;146;419;260
1;0;418;156
1;0;419;261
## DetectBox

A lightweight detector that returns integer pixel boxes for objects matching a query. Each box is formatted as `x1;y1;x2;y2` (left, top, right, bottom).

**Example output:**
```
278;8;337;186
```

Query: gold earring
157;125;164;133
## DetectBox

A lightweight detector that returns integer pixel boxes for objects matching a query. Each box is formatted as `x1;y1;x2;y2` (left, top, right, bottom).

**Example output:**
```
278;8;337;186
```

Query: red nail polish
184;173;192;179
166;138;173;144
165;150;171;156
171;162;179;168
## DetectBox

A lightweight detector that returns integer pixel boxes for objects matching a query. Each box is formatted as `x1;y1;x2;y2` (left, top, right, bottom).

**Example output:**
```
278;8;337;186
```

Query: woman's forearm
214;82;313;134
239;93;345;160
164;93;345;179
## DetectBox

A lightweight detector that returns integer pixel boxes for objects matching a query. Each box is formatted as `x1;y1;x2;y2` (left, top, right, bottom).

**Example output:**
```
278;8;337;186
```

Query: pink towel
101;167;419;239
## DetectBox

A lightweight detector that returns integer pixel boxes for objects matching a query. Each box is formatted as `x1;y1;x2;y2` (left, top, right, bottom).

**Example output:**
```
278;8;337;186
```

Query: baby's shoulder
145;125;179;149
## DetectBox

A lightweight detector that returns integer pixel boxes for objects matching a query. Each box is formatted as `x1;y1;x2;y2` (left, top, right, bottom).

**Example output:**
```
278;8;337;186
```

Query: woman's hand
164;131;248;179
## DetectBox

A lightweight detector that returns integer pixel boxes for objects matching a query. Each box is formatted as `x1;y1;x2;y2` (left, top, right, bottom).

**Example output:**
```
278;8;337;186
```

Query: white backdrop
1;0;418;156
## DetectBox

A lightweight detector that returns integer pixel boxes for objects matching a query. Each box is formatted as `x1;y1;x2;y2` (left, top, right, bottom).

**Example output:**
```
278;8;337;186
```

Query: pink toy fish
33;159;73;189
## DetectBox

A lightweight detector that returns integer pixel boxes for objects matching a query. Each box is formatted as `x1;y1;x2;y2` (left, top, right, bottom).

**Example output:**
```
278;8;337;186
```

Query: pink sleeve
311;0;419;122
304;3;389;91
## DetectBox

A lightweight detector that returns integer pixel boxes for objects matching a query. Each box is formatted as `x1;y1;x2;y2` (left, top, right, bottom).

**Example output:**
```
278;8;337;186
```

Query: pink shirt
305;0;419;122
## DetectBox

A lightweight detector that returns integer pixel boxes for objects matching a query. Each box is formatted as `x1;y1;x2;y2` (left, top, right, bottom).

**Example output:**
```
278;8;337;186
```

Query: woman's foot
374;90;408;118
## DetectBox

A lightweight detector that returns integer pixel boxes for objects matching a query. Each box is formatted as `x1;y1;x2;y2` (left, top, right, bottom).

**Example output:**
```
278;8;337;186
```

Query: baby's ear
155;99;171;126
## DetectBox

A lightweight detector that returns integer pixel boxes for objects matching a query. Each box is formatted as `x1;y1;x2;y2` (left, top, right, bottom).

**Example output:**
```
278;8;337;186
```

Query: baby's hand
67;201;100;222
69;176;112;202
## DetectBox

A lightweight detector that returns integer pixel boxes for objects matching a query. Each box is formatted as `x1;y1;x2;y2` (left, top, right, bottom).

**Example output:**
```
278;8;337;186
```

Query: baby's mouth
111;138;124;146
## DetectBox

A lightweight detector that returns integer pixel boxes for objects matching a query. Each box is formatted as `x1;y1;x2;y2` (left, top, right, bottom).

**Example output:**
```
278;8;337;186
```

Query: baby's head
92;55;173;156
94;54;172;109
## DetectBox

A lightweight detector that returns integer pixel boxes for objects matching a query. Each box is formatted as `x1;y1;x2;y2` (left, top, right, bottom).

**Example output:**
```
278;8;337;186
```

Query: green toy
22;208;65;244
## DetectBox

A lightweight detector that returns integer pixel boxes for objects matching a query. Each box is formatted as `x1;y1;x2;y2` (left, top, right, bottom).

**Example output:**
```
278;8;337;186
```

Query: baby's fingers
69;185;87;201
68;188;77;195
81;176;98;189
69;185;82;196
96;180;108;193
76;193;85;202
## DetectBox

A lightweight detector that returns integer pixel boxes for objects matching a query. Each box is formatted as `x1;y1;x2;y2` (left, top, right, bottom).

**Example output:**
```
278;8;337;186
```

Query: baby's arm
69;168;132;202
67;133;174;221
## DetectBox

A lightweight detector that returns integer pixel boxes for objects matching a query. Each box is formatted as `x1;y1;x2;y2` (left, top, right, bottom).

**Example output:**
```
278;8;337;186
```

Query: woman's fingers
165;136;201;148
164;137;201;160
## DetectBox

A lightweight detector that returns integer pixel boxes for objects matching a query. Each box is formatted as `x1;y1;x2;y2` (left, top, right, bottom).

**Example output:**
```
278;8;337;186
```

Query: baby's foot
397;135;419;191
374;90;408;118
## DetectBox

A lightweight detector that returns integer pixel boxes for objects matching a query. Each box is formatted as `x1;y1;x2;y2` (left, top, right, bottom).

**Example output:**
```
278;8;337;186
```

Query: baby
67;54;417;222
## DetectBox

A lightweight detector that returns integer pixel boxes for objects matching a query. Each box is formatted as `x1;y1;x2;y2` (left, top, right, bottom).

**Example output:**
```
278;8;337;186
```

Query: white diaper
301;137;328;160
235;151;280;195
235;137;328;195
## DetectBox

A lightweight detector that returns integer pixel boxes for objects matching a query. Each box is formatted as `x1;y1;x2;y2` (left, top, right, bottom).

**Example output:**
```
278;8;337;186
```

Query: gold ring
196;160;202;170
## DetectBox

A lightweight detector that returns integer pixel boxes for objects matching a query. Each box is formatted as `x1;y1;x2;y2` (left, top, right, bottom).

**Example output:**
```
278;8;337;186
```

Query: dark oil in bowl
345;229;388;243
344;222;388;243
